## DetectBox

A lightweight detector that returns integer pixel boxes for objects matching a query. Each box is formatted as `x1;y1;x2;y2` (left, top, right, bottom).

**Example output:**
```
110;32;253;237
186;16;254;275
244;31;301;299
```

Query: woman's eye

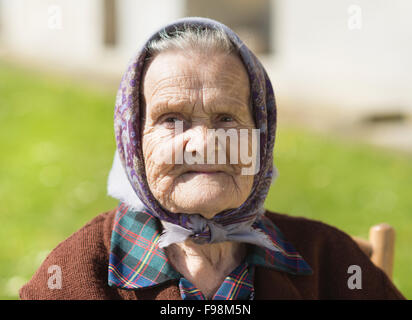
160;115;185;129
160;114;183;124
164;116;179;123
219;115;234;122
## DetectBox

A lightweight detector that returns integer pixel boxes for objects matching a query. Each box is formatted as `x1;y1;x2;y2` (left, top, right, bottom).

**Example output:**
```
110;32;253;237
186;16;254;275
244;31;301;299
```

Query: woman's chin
171;186;234;218
157;172;251;218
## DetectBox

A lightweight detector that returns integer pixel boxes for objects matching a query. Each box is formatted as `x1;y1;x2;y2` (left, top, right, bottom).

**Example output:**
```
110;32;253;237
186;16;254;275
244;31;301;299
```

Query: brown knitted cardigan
19;208;405;300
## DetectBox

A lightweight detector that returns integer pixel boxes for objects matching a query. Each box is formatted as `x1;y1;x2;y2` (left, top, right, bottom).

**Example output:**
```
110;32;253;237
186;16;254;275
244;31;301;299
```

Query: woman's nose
183;123;225;165
184;125;209;157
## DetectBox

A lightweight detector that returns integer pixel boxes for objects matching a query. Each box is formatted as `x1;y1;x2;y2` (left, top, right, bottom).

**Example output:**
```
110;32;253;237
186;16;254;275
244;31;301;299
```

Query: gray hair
140;24;249;123
145;25;236;59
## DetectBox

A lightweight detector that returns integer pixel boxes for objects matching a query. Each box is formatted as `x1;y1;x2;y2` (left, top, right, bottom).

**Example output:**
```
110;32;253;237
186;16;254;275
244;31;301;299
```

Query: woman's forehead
142;50;250;103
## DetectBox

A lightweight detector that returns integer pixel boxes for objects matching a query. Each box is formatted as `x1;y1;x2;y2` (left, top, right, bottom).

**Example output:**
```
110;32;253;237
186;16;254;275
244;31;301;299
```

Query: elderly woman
20;17;404;300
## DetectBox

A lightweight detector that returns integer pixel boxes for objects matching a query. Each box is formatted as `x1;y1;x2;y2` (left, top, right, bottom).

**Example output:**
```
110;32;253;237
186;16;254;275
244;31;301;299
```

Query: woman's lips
184;171;224;175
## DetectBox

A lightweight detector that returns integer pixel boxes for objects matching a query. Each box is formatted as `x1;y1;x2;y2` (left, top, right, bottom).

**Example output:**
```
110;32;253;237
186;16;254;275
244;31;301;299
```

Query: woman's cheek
228;127;256;174
143;128;179;193
143;127;174;164
232;129;256;197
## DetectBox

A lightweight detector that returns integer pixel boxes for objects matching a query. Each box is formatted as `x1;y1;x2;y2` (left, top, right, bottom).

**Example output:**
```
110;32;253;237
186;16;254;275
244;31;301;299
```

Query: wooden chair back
352;223;396;280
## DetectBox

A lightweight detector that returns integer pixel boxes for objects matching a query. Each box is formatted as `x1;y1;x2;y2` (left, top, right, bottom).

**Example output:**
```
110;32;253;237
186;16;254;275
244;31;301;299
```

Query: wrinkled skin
141;50;256;219
141;49;256;298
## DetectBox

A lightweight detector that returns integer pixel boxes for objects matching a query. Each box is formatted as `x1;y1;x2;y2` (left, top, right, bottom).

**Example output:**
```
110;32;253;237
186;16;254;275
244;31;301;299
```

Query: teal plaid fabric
179;262;255;300
108;202;312;300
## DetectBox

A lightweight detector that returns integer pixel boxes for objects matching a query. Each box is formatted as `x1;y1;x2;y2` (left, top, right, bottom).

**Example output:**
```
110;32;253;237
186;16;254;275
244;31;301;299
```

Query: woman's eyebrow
149;100;191;118
149;97;250;118
208;97;251;116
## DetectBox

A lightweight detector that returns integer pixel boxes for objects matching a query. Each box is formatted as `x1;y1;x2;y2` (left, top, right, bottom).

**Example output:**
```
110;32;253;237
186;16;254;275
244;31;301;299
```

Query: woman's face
142;50;256;219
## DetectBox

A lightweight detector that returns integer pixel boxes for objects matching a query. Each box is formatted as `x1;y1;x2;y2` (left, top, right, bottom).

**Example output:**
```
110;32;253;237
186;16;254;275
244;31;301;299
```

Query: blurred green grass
0;62;411;299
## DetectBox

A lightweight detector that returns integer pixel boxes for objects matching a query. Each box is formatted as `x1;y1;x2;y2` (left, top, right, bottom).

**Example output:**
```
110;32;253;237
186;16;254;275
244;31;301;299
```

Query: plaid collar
179;262;255;300
108;203;312;299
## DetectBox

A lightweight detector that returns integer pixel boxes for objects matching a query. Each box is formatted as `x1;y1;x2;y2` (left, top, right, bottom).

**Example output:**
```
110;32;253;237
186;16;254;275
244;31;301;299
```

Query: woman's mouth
183;171;225;175
183;171;224;176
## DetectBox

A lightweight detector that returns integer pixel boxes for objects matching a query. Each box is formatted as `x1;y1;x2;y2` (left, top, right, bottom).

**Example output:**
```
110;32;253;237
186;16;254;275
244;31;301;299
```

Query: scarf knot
189;230;210;244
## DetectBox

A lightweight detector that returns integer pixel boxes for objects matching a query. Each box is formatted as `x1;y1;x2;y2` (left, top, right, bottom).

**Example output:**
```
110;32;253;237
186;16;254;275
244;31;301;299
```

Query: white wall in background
0;0;102;64
271;0;412;114
115;0;184;60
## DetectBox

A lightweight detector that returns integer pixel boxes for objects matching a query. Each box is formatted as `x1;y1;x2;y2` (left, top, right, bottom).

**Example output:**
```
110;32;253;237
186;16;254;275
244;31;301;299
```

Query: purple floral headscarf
114;17;278;250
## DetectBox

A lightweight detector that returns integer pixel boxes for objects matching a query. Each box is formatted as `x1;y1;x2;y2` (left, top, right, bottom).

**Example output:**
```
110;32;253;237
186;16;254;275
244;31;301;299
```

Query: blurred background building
1;0;411;151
